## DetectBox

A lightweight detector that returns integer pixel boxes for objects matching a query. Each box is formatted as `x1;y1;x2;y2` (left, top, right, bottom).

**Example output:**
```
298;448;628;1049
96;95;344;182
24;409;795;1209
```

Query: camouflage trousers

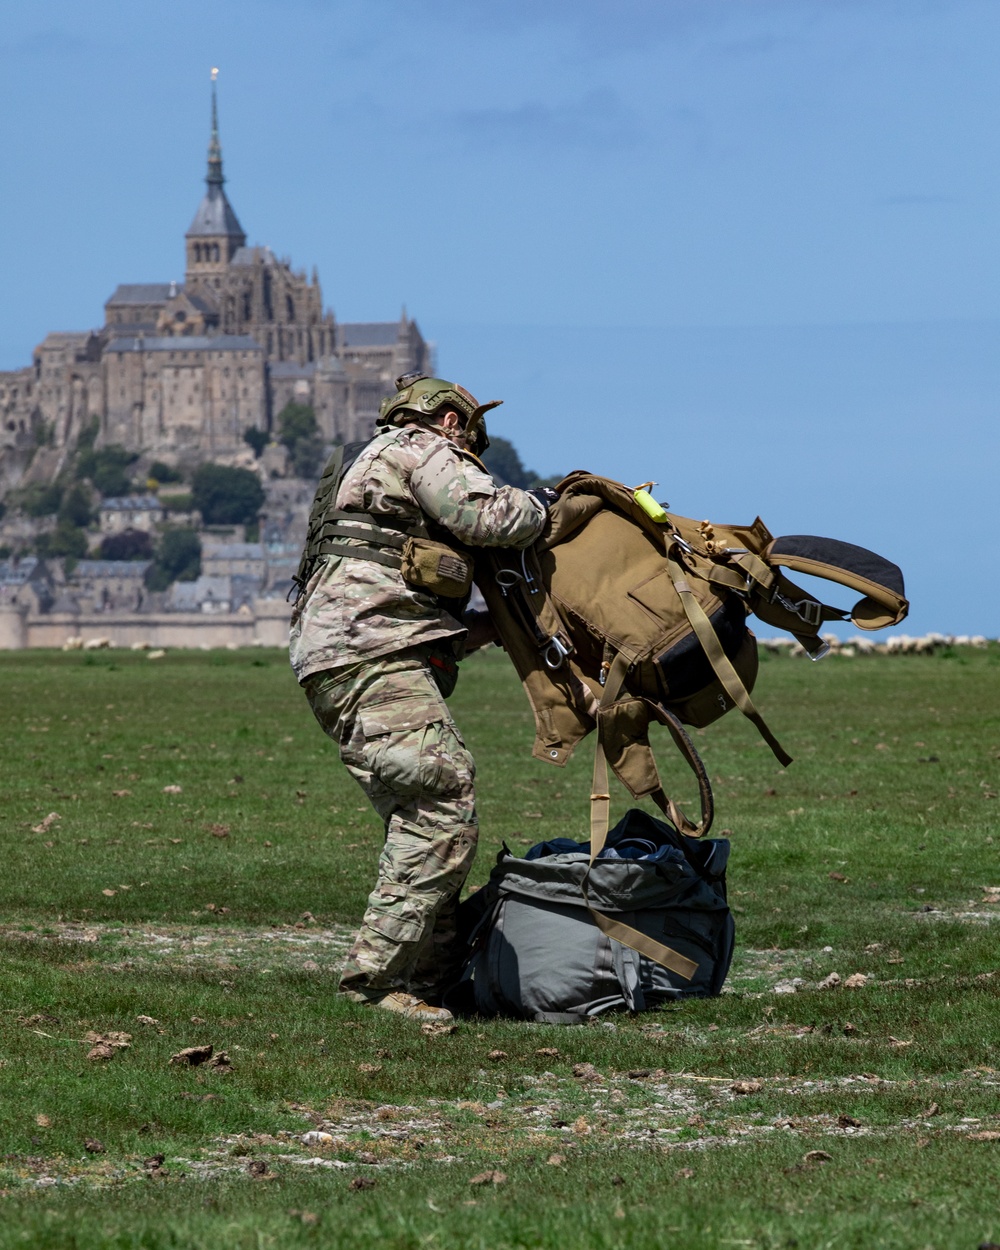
303;648;477;998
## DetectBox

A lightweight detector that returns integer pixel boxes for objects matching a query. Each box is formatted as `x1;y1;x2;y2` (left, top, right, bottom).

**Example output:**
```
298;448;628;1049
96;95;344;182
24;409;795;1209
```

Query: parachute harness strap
492;551;574;670
666;550;792;768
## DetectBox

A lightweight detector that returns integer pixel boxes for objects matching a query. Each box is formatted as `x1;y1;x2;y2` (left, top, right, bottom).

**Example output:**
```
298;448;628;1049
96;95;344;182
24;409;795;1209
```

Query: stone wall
0;605;28;650
0;597;290;651
102;336;267;460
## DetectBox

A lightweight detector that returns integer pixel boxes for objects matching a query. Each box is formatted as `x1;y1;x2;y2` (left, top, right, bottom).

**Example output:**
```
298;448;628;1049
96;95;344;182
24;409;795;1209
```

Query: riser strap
667;553;792;768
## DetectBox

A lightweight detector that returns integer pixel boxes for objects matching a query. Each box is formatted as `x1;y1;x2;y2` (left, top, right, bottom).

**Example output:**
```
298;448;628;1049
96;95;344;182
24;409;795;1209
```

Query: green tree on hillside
148;461;183;484
482;436;561;490
58;482;95;528
191;464;265;526
19;481;64;517
35;521;88;560
242;427;268;458
277;402;317;447
277;402;325;477
76;444;138;497
482;437;530;488
144;528;202;591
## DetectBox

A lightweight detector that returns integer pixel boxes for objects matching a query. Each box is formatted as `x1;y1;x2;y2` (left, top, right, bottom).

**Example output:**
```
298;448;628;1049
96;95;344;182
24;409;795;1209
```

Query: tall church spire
207;66;224;186
185;68;246;285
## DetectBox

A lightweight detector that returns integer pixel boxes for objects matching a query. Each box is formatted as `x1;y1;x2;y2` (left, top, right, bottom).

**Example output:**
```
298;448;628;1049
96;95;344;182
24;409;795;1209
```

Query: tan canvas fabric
475;470;907;836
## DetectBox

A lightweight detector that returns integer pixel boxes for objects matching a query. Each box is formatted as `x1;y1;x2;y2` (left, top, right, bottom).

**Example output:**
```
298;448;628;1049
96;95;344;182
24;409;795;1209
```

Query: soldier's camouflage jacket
289;425;546;683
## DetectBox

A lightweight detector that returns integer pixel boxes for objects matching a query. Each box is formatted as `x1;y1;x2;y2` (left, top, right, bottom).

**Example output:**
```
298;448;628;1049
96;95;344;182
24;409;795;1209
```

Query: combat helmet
376;373;501;455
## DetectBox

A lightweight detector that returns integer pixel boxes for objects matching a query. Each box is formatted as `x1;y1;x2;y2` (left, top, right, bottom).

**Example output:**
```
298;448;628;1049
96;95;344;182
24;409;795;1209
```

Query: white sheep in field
83;637;112;651
758;632;995;655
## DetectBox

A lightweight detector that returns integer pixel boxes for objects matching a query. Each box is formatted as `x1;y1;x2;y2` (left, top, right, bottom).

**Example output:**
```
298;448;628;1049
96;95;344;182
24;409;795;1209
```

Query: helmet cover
377;374;500;455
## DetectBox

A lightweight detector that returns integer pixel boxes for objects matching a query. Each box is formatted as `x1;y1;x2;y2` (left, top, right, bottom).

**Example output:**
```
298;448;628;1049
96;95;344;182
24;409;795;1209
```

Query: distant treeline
480;437;561;490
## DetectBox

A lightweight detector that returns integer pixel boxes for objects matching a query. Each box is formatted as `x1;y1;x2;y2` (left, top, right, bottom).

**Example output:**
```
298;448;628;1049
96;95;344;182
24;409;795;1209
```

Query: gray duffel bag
447;809;735;1023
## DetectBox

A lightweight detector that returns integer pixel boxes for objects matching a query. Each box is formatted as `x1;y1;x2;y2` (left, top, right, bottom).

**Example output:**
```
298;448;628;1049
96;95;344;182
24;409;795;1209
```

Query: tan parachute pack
474;470;908;847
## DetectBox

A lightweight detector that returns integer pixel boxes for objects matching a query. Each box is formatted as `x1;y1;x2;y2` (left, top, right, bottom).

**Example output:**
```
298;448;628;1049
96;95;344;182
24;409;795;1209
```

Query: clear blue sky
2;0;998;635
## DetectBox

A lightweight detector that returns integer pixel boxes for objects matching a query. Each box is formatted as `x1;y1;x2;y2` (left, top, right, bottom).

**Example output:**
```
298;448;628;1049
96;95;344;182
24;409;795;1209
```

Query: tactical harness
291;439;475;607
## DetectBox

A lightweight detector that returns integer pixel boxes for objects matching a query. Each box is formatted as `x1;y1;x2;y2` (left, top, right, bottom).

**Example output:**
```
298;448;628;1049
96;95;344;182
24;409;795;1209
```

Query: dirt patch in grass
8;1064;1000;1196
0;921;356;976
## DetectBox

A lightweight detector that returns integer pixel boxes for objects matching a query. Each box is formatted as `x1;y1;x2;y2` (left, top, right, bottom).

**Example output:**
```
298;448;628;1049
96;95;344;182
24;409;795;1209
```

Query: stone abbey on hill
0;81;430;495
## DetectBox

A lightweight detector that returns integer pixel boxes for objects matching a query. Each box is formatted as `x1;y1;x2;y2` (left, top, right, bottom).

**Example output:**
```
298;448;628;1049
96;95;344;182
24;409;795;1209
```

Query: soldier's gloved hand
528;488;559;513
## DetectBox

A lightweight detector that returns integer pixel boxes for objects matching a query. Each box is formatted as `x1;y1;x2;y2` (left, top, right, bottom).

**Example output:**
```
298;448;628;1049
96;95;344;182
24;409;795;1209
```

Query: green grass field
1;643;999;1249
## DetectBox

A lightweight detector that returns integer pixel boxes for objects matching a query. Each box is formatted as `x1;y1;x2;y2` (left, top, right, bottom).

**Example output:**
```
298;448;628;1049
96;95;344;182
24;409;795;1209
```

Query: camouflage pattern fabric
289;424;545;683
304;648;478;996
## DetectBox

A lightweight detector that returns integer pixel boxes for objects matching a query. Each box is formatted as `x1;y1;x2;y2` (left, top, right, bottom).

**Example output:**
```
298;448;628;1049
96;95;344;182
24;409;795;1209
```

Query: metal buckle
495;567;523;598
793;598;823;627
671;533;694;555
772;588;823;628
542;635;572;670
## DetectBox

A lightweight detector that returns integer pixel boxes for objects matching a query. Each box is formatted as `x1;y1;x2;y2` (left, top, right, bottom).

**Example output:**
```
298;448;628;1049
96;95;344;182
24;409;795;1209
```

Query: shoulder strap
763;534;908;630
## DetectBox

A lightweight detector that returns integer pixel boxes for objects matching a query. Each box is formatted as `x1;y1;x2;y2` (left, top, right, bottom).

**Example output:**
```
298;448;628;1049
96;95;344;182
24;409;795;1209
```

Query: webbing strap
318;521;408;549
315;541;403;570
326;508;427;537
584;905;699;982
589;707;712;844
731;553;849;642
585;653;698;983
589;653;630;853
647;703;714;837
495;548;574;660
705;564;751;594
666;553;793;768
292;444;348;599
728;549;775;592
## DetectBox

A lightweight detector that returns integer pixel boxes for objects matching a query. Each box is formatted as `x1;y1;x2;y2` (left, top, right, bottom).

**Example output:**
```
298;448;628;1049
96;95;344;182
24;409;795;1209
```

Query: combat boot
373;992;454;1024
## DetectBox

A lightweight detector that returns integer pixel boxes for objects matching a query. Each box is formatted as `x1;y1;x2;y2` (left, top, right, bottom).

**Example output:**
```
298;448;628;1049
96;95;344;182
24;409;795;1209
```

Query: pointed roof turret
186;68;246;245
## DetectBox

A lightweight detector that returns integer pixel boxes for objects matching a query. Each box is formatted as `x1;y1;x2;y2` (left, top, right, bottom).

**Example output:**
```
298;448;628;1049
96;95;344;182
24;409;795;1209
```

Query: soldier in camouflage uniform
290;375;548;1023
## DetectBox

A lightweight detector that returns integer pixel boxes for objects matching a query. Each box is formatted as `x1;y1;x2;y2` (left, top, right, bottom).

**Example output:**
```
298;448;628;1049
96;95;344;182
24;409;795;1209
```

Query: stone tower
184;70;246;289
